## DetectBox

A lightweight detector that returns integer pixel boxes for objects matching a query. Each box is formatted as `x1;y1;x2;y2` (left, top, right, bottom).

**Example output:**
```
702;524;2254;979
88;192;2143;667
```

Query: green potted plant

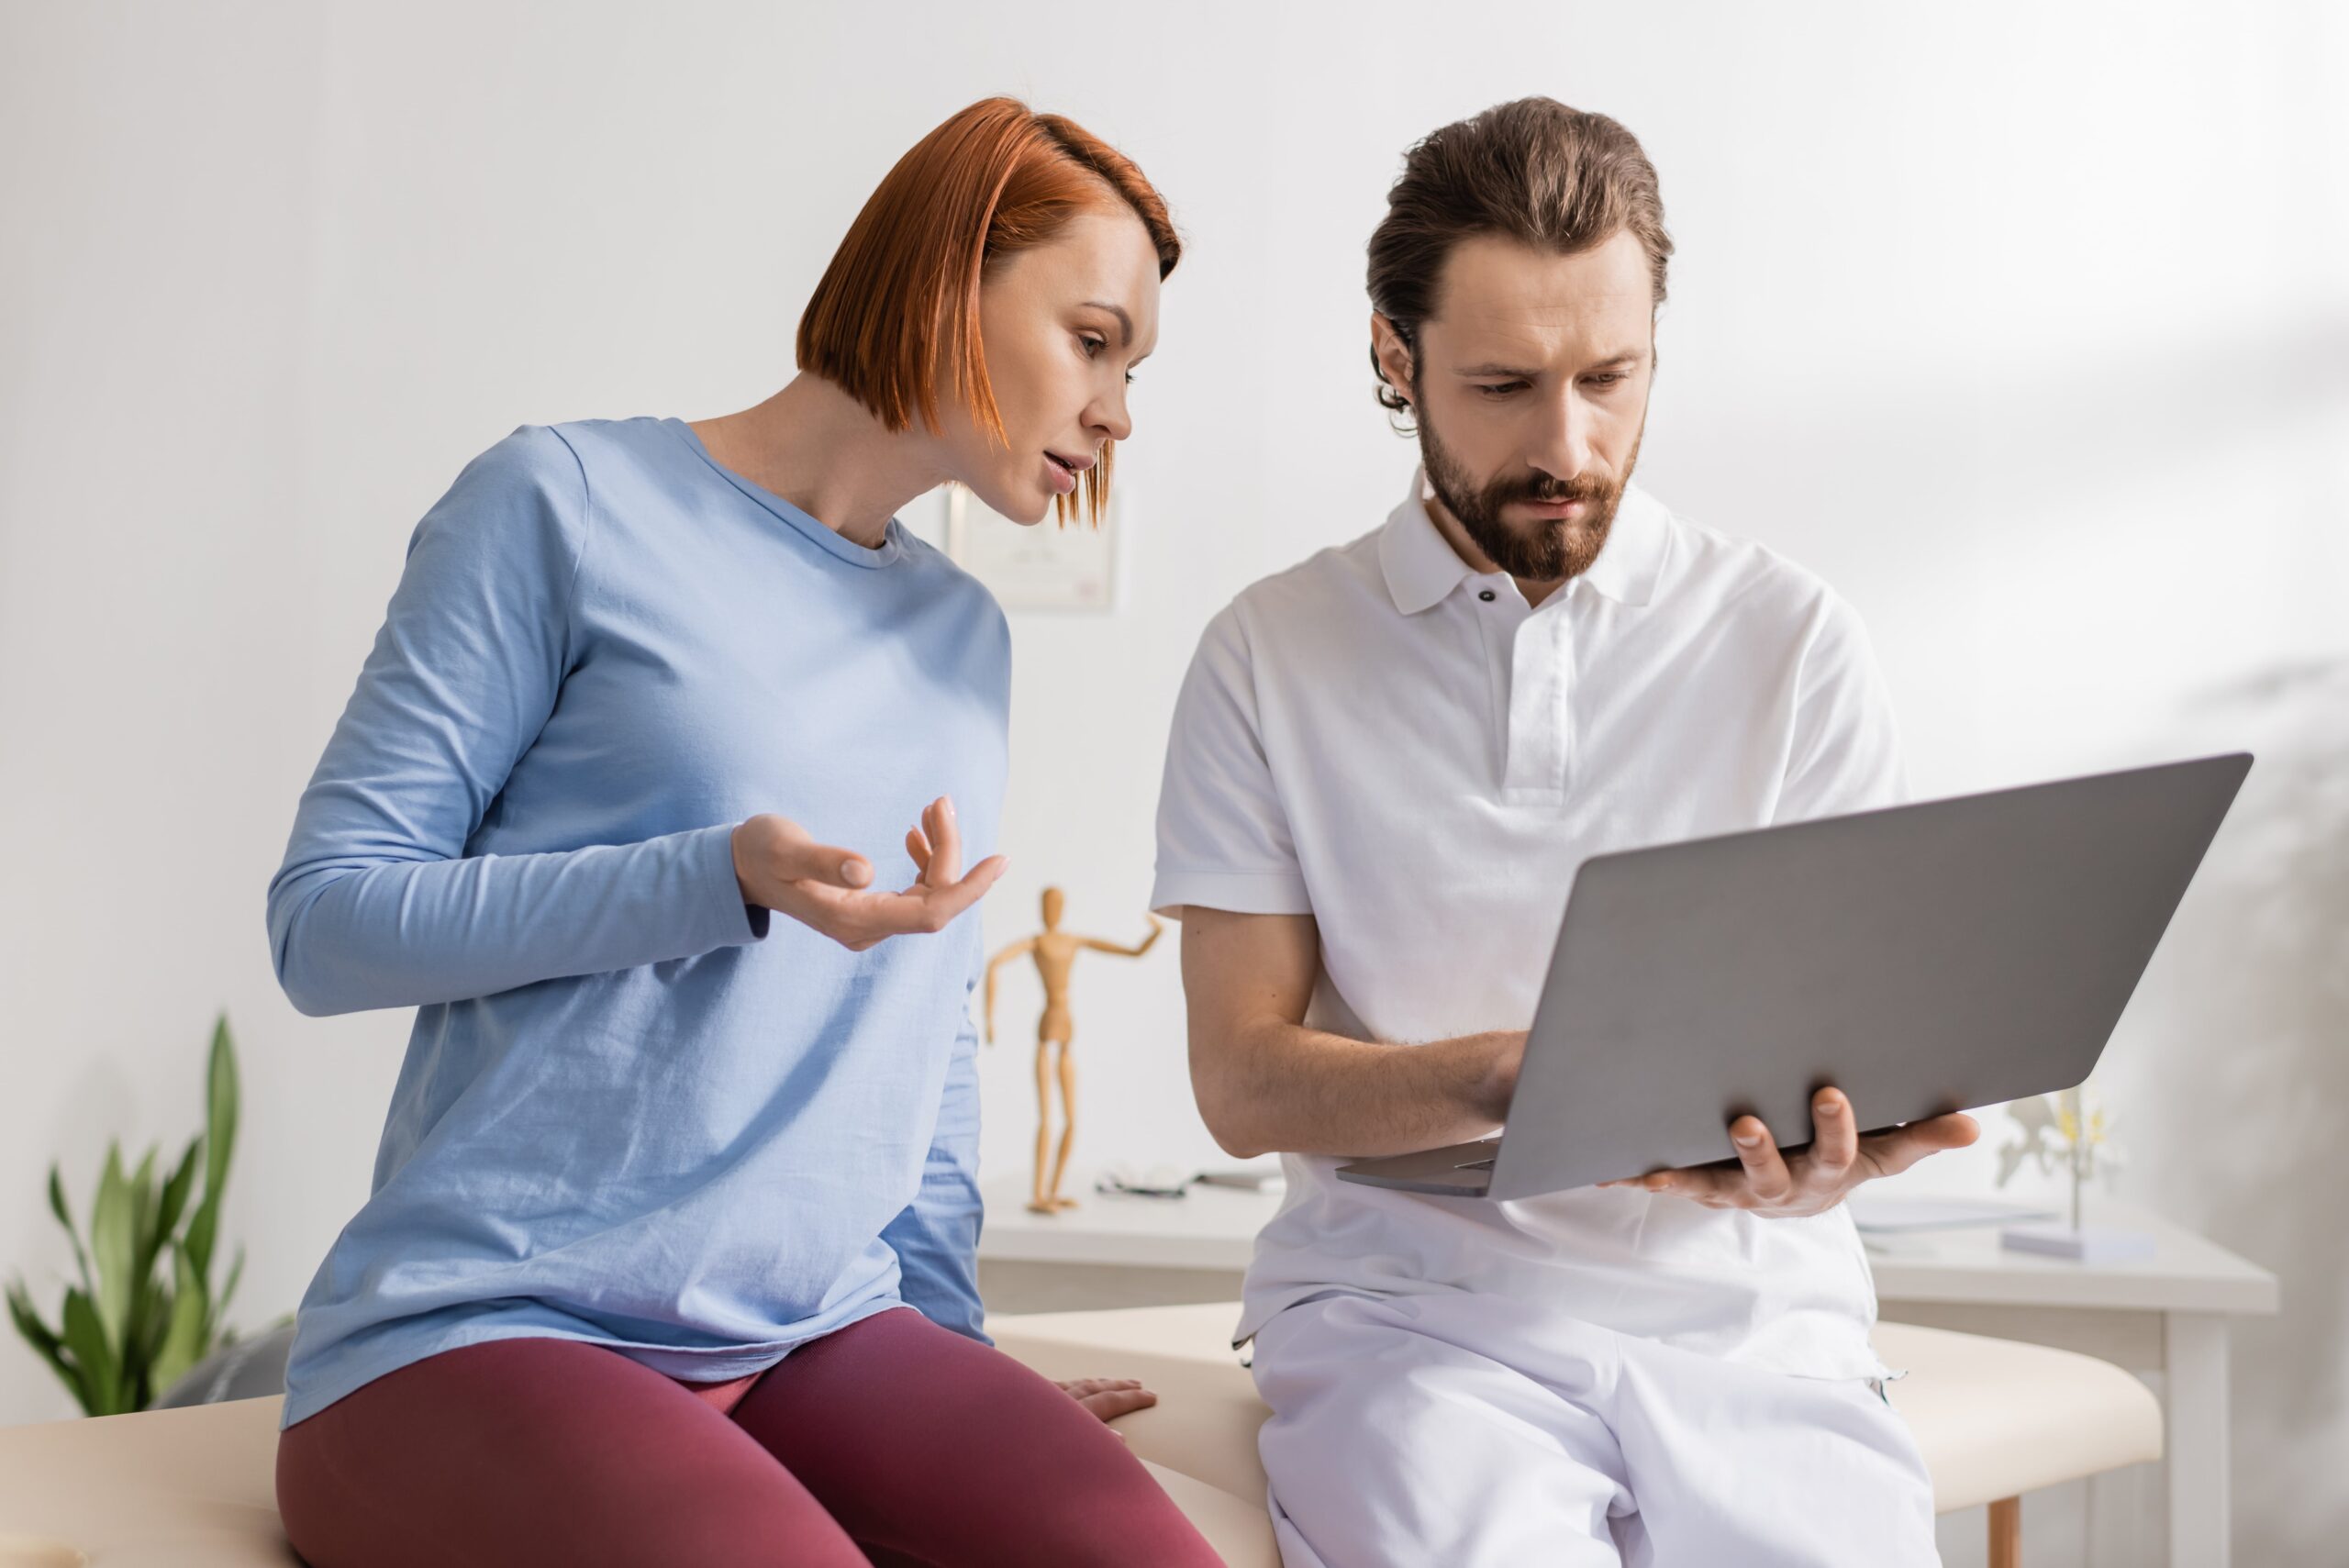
6;1012;245;1415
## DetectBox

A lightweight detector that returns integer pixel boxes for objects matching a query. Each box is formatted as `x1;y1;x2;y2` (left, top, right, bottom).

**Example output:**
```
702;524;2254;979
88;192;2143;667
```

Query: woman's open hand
1056;1376;1157;1428
733;796;1007;952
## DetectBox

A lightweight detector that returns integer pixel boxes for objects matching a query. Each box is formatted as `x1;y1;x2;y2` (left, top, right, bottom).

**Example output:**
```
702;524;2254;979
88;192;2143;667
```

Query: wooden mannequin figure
984;888;1163;1214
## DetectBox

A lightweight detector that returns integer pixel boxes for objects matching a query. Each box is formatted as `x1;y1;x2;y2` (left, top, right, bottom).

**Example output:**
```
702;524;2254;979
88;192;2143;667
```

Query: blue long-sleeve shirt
267;417;1009;1427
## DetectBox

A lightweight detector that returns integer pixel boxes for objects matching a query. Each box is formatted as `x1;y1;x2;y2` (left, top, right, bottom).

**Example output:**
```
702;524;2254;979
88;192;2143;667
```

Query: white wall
4;2;2343;1561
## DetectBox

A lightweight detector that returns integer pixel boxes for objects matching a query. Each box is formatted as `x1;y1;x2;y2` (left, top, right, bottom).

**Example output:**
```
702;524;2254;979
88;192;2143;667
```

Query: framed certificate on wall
921;483;1121;613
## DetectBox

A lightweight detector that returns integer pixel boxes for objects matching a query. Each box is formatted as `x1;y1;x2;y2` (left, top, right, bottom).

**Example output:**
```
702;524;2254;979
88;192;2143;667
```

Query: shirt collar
1376;467;1479;615
1376;466;1672;615
1577;481;1670;606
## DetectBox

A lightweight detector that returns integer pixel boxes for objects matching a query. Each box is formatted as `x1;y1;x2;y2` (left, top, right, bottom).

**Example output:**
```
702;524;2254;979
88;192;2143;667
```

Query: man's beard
1418;400;1644;584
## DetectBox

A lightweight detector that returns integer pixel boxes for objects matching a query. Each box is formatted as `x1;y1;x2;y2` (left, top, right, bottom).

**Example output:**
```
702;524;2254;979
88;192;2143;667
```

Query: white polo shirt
1152;469;1908;1381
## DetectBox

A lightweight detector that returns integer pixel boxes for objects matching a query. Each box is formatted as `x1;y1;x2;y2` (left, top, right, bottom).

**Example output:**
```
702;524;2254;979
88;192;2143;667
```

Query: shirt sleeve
263;425;768;1018
879;1003;988;1344
1151;602;1314;918
1772;587;1909;824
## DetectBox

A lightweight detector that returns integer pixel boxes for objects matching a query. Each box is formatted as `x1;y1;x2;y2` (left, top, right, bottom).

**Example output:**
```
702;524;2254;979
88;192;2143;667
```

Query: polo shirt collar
1376;466;1672;615
1377;467;1479;615
1577;482;1670;607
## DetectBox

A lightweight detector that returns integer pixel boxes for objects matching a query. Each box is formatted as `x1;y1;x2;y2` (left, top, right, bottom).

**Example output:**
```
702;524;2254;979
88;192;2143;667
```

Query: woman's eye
1079;333;1107;358
1124;371;1137;386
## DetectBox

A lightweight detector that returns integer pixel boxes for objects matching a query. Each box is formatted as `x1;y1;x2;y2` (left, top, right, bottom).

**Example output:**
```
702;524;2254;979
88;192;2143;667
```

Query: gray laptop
1336;752;2252;1201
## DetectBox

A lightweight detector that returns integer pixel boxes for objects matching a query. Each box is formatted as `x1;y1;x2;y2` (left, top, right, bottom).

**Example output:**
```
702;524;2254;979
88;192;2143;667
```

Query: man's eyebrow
1084;300;1135;347
1453;349;1644;379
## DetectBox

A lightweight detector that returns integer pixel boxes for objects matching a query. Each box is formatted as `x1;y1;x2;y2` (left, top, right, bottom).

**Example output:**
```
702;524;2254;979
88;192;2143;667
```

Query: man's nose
1527;387;1595;481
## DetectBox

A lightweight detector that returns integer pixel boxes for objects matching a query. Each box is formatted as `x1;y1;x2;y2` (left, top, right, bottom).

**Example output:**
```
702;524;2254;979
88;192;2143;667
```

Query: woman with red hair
266;99;1219;1564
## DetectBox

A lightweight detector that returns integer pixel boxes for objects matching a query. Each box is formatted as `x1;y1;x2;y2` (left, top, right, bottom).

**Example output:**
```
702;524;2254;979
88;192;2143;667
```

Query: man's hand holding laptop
1599;1088;1979;1218
1464;1029;1983;1219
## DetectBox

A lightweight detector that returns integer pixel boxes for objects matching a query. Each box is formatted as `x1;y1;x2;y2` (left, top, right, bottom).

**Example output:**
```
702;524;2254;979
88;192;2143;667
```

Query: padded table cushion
989;1303;2165;1524
0;1394;289;1567
0;1303;2162;1568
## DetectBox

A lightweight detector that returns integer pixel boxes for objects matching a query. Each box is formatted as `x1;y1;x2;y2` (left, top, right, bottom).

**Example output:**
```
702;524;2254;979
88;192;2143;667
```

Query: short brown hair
797;98;1181;522
1365;98;1673;416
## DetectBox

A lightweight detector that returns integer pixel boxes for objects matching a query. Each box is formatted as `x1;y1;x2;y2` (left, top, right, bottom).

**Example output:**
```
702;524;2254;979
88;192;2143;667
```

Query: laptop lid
1475;752;2251;1202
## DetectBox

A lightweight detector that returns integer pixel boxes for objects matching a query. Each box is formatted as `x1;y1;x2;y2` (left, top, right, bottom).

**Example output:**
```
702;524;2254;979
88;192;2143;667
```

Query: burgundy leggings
275;1307;1225;1568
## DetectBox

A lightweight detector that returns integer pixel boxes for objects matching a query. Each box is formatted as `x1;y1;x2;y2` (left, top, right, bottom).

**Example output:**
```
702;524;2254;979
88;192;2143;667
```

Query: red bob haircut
796;98;1181;524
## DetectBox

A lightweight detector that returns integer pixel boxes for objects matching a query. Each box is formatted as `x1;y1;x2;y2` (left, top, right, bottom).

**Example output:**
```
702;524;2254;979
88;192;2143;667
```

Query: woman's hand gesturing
733;796;1007;952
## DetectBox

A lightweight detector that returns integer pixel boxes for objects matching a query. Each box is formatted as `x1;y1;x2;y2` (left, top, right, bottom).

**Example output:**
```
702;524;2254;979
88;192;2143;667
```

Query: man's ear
1370;311;1415;406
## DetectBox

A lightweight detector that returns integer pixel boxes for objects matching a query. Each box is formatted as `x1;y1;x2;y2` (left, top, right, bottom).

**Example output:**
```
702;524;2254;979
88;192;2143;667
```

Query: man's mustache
1489;472;1614;506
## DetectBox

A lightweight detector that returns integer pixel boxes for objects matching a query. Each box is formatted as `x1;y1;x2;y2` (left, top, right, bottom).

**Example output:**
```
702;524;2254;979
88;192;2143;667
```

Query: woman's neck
691;374;950;550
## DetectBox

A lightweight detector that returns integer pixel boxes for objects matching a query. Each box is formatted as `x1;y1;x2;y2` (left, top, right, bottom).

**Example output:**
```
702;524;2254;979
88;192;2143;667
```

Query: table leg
2165;1311;2230;1567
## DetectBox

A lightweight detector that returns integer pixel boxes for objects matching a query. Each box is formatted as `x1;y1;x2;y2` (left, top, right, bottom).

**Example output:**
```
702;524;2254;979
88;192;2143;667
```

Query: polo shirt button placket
1499;595;1573;805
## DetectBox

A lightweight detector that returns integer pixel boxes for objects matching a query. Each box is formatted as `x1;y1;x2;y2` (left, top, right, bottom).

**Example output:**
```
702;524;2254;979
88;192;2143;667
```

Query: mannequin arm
1079;914;1164;959
982;937;1036;1042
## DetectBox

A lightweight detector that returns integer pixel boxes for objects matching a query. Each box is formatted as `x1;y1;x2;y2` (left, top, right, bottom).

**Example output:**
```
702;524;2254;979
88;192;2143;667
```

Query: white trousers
1250;1292;1939;1568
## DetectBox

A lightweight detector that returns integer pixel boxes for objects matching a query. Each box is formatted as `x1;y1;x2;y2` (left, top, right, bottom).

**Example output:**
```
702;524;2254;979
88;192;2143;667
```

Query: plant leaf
129;1147;160;1277
155;1140;200;1254
150;1251;208;1400
6;1280;79;1398
141;1142;202;1384
128;1146;159;1247
181;1184;217;1283
184;1016;239;1283
90;1143;134;1351
206;1014;239;1205
47;1164;71;1230
47;1163;95;1298
140;1273;173;1370
61;1286;121;1417
5;1281;62;1359
211;1244;246;1340
121;1144;166;1396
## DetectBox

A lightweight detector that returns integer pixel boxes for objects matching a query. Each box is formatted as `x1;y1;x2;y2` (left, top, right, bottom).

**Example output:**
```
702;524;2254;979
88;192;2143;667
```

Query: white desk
979;1180;2277;1568
1866;1197;2277;1568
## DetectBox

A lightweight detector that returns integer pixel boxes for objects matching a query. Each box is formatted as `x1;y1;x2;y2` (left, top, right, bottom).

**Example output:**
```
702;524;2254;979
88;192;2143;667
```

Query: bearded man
1151;97;1973;1567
